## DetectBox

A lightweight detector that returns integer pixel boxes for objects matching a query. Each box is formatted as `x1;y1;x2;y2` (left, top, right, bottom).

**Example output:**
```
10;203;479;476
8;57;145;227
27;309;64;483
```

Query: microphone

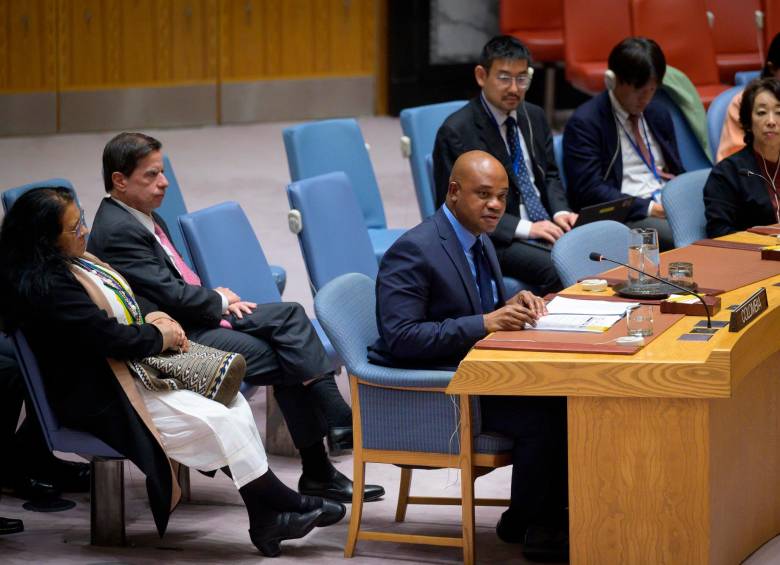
589;251;712;328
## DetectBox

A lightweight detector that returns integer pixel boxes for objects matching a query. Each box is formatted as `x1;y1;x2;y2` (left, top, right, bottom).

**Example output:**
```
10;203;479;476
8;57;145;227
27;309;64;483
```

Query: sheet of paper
546;296;639;316
526;314;623;333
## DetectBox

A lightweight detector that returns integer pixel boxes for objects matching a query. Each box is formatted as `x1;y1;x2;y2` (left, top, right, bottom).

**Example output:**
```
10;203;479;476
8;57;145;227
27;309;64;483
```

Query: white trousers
135;383;269;489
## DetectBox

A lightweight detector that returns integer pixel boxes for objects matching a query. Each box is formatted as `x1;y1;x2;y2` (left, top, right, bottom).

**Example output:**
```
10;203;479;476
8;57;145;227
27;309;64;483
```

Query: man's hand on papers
484;303;543;333
506;290;548;318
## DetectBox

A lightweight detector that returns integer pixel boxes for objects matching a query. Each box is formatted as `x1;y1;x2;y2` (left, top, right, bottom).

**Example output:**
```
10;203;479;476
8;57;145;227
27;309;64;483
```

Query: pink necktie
153;223;232;329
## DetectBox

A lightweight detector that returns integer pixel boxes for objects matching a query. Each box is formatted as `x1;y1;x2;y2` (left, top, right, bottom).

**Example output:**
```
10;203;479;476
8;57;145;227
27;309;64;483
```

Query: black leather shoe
44;460;90;493
0;517;24;535
249;508;323;557
315;498;346;527
6;477;60;501
522;524;569;563
496;510;527;544
327;426;353;453
298;468;385;503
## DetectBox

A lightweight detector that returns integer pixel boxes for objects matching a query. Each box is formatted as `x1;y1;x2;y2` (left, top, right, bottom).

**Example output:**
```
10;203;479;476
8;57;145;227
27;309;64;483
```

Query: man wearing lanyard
563;37;685;250
433;35;576;295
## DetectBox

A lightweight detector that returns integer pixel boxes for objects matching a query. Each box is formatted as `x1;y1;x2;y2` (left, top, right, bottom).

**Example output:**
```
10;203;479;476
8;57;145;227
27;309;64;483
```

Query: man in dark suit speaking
370;151;568;562
433;35;577;295
88;132;384;503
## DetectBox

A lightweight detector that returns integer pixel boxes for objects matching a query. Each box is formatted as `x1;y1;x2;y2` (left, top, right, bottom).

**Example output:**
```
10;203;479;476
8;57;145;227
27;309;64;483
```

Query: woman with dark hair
716;33;780;161
0;187;344;557
704;78;780;237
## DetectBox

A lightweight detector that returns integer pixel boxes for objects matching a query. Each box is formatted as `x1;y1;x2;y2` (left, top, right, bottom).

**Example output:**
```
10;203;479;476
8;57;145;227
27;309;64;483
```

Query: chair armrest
352;362;454;389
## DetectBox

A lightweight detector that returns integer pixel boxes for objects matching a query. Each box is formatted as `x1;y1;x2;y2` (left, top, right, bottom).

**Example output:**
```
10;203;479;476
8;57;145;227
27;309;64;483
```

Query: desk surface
447;233;780;399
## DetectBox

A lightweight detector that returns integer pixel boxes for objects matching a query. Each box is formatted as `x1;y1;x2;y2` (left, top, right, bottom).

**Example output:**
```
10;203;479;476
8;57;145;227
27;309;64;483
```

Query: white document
524;296;639;333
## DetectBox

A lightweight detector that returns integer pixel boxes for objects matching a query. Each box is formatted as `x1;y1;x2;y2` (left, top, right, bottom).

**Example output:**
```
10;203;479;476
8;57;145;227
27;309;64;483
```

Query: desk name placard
729;287;768;332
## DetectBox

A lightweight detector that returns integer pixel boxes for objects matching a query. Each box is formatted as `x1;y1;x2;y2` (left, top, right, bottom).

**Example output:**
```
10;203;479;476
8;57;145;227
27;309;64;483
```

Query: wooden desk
446;251;780;564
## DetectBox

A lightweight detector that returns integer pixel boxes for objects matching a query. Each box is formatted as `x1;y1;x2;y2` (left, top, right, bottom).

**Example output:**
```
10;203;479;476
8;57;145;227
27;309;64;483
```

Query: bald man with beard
369;151;569;562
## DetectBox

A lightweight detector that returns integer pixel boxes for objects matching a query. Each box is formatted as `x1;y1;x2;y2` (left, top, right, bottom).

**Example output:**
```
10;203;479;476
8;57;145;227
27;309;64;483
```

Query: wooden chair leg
395;467;413;522
90;458;126;546
345;374;364;558
459;394;475;565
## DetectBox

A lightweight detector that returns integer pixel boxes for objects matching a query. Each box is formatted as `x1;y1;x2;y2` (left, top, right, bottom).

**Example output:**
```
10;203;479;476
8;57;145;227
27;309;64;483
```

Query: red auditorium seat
706;0;763;83
630;0;729;107
563;0;631;95
500;0;564;119
764;0;780;53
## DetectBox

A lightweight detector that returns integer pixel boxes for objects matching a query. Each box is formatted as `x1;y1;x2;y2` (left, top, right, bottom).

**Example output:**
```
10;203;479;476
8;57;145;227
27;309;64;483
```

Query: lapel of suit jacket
600;92;623;183
433;209;481;313
472;97;513;168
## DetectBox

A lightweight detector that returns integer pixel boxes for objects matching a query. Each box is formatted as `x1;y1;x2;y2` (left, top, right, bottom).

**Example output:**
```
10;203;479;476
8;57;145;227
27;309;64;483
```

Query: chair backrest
662;168;711;248
553;133;566;189
314;273;378;375
399;100;467;219
551;221;631;287
653;89;713;171
283;119;387;230
563;0;630;93
178;201;281;304
707;85;744;158
706;0;762;81
630;0;721;86
155;155;193;268
286;172;378;294
734;70;760;86
500;0;564;62
2;179;76;213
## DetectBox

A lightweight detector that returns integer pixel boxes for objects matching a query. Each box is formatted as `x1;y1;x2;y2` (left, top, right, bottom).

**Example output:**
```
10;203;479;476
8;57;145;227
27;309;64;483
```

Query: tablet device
574;196;635;228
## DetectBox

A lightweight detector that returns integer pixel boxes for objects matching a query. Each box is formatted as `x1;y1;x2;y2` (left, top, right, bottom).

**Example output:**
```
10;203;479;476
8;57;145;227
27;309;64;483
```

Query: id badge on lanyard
619;117;663;185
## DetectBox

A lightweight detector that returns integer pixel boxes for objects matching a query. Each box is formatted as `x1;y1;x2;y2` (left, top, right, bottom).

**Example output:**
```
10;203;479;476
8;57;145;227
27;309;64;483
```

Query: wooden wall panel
118;0;157;84
0;0;57;91
280;0;315;76
220;0;266;79
171;0;218;81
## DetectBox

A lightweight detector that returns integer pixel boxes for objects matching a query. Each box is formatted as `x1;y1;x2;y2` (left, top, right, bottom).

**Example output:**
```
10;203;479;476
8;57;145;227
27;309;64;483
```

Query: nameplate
728;287;768;332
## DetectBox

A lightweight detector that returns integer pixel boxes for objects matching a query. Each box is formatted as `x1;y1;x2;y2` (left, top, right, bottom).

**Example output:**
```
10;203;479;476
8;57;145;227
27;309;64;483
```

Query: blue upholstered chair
9;329;128;545
313;273;511;563
734;70;760;86
706;85;744;159
2;179;76;212
662;168;711;248
654;89;713;172
177;201;340;370
286;172;378;294
159;155;287;295
551;220;631;287
282;118;405;263
399;100;467;219
553;133;567;189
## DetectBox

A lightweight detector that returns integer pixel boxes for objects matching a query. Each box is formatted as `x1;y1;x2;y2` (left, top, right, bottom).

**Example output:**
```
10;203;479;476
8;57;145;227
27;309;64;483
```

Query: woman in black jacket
0;187;344;557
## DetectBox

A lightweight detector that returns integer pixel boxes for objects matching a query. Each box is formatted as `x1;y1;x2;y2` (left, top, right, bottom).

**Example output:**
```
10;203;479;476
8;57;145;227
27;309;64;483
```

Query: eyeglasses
65;209;88;236
495;73;532;89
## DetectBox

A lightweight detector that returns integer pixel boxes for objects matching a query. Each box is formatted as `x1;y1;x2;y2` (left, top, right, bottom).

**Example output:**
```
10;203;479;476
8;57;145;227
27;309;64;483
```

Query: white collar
109;195;156;235
481;92;519;127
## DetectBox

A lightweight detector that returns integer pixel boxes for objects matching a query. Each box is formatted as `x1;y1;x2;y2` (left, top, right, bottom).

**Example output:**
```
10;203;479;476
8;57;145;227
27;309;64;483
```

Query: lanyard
75;258;144;324
617;115;663;184
480;94;522;177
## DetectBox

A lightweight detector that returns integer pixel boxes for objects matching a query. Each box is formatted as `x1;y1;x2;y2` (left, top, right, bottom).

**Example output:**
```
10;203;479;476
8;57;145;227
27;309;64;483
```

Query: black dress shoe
522;524;569;563
249;508;323;557
327;426;353;453
6;477;60;501
298;467;385;503
496;510;527;544
314;498;346;527
0;517;24;535
43;460;90;493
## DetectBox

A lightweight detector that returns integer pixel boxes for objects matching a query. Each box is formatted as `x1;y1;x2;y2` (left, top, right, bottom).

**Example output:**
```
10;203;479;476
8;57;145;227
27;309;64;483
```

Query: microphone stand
589;251;712;328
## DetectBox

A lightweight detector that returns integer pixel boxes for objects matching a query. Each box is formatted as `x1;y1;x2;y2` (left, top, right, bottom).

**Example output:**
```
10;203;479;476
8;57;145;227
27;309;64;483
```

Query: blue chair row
283;119;405;264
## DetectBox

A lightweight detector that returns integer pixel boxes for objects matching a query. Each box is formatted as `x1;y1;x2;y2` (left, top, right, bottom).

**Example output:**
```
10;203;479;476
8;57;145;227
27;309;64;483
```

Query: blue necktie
472;238;495;314
505;116;550;222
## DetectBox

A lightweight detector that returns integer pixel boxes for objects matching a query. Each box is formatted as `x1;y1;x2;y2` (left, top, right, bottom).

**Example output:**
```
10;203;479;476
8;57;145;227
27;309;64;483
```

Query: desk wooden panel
447;266;780;564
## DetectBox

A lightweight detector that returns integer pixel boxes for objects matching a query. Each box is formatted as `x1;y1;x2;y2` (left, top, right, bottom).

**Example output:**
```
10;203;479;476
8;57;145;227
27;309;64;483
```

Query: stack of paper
525;296;640;333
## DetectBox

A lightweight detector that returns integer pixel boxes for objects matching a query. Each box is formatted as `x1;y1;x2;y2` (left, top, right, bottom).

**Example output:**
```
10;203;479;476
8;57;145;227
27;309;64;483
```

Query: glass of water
628;227;660;286
626;304;654;337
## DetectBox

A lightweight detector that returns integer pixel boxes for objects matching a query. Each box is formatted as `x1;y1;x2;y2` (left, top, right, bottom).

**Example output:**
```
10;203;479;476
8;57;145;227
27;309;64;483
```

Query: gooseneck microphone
589;251;712;328
739;168;780;222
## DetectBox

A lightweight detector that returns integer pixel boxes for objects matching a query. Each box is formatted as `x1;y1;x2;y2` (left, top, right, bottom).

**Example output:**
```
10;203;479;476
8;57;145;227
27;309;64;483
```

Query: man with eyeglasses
433;35;576;295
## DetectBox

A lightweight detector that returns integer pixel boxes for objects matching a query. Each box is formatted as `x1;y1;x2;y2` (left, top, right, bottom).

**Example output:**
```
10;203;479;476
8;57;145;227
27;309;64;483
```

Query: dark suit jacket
563;91;684;221
432;97;569;247
9;267;173;536
704;145;778;237
368;208;506;369
87;197;223;330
